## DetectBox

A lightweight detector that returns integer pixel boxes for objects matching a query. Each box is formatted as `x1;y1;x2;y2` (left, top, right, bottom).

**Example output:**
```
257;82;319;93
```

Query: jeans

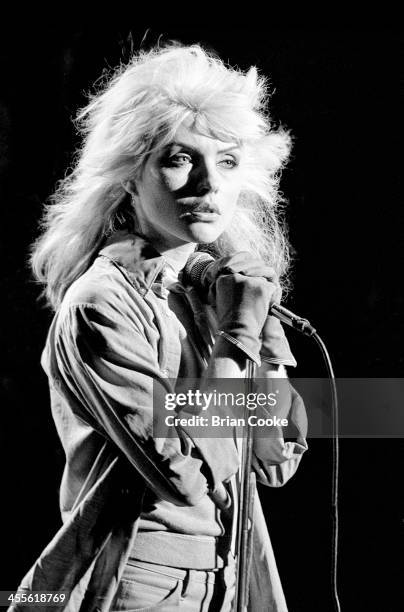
110;559;236;611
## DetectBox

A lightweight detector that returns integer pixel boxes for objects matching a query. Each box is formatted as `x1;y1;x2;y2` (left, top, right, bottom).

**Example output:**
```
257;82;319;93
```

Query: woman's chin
184;223;223;245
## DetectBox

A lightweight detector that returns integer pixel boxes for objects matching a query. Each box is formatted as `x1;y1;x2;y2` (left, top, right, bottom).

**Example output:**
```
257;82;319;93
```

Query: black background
0;26;403;611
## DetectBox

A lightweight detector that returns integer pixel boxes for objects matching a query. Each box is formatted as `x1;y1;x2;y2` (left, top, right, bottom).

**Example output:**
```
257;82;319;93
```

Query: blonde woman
11;44;307;611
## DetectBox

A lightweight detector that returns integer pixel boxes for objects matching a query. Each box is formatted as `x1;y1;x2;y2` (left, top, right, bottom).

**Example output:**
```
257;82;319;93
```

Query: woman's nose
195;162;220;196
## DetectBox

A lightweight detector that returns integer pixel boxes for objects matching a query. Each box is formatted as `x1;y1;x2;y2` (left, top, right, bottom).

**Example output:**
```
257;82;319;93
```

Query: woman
11;44;307;611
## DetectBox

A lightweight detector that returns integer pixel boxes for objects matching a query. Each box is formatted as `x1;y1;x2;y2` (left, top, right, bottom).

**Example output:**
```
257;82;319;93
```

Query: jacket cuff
216;330;262;366
260;355;297;368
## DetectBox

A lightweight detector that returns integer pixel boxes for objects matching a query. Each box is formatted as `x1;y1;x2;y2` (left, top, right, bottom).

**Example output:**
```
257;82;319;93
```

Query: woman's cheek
159;168;188;192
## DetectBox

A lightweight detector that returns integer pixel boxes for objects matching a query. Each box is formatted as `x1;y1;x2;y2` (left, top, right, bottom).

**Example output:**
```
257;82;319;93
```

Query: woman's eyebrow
164;142;241;154
218;145;241;154
164;142;194;151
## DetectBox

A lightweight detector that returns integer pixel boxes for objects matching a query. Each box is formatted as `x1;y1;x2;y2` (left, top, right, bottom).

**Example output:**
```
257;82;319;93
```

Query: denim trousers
110;558;236;611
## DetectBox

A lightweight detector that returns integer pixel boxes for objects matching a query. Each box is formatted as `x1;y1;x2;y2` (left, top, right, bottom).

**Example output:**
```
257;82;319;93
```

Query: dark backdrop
0;26;402;611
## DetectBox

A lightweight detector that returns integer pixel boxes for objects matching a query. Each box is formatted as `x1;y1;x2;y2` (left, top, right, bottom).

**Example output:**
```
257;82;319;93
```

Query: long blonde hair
31;43;292;309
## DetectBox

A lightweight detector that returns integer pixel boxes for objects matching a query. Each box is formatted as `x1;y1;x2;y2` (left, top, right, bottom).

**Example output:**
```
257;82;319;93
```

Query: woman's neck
133;222;196;275
141;232;195;276
159;243;196;276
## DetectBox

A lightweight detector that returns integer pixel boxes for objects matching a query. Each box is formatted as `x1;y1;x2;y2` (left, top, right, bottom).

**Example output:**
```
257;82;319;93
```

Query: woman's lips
179;211;220;222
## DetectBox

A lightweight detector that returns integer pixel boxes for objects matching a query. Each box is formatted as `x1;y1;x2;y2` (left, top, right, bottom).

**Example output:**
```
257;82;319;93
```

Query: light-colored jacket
10;232;307;611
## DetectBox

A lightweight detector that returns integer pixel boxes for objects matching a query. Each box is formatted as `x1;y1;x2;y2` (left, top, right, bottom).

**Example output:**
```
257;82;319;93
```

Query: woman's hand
207;252;280;365
202;251;278;290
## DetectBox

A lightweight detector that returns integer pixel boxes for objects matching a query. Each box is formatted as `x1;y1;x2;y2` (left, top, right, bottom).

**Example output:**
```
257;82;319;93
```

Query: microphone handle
270;303;316;336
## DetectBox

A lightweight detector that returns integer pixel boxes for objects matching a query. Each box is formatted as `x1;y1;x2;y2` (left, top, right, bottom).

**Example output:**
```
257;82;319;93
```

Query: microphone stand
234;358;257;612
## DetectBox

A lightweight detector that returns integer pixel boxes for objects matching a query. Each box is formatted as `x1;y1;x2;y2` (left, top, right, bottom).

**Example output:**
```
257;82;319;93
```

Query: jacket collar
98;231;170;297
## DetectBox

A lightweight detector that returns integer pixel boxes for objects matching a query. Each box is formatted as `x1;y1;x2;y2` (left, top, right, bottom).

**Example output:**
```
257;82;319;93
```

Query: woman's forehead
159;123;242;153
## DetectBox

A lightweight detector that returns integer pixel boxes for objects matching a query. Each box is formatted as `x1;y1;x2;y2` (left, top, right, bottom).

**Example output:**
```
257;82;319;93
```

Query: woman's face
132;124;246;250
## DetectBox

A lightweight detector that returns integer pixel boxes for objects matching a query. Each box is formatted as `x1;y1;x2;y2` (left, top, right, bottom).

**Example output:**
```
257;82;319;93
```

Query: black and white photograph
0;26;402;611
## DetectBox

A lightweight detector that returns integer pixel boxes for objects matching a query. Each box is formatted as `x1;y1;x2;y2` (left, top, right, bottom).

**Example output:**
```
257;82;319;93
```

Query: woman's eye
168;154;192;166
218;158;238;169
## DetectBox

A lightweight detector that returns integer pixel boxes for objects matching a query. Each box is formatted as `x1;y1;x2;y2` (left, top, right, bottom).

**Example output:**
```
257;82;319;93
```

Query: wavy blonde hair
31;43;292;309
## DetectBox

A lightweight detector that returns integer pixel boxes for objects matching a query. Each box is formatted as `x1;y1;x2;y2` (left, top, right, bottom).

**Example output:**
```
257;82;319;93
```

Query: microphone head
182;252;215;289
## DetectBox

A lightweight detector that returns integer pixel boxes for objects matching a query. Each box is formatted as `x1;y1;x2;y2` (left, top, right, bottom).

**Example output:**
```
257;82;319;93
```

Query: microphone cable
306;329;341;612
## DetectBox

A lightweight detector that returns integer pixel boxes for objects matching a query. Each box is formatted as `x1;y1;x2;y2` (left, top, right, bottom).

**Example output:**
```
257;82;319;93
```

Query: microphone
182;252;316;336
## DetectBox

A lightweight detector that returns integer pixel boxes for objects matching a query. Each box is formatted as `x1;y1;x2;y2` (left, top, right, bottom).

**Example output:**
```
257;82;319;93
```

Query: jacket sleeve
251;381;308;487
52;302;239;507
